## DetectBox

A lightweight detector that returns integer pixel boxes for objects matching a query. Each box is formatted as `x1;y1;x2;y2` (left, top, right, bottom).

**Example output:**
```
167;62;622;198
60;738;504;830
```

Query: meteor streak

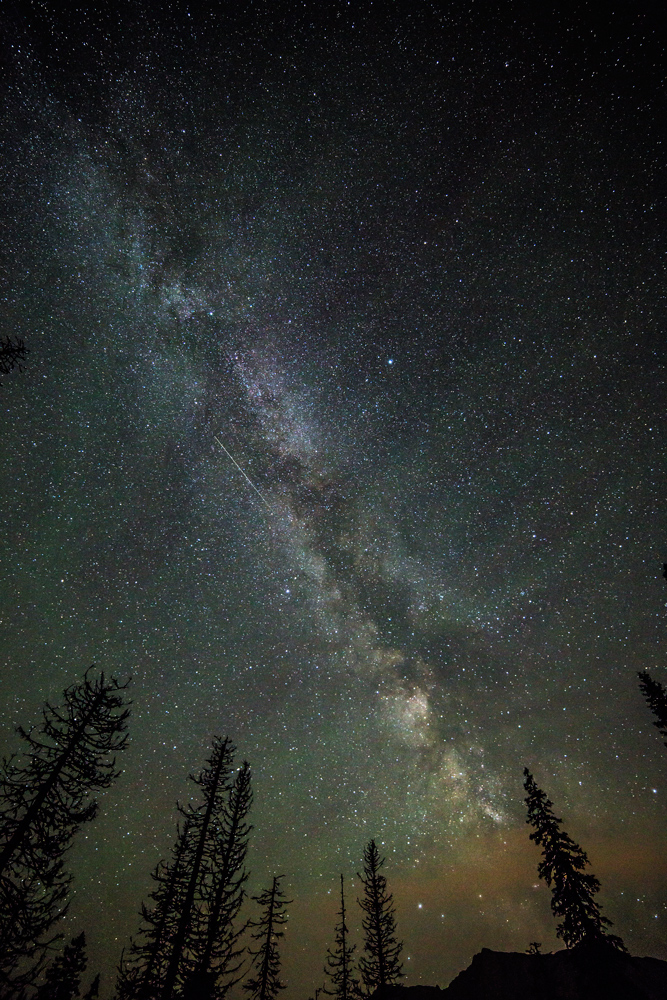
214;436;273;512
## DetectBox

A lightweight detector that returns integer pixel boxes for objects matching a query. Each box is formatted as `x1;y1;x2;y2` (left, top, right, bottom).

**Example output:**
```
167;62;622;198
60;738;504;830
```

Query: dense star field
1;3;666;995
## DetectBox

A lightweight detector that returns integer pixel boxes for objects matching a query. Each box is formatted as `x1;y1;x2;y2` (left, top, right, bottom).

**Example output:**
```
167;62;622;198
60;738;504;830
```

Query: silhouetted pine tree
81;973;100;1000
118;739;251;1000
243;877;291;1000
323;875;360;1000
0;669;130;994
116;817;195;1000
0;336;28;385
187;760;253;999
160;738;237;1000
638;671;667;748
35;932;87;1000
523;768;625;951
357;841;403;992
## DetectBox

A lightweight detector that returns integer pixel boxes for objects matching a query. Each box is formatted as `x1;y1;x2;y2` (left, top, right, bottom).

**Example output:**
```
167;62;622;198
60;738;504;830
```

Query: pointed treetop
244;876;292;1000
523;769;625;952
638;671;667;748
357;839;403;991
323;874;360;1000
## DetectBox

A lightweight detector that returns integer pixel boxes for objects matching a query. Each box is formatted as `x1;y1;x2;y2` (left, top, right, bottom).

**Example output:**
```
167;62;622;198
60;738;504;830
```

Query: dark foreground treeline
1;662;666;1000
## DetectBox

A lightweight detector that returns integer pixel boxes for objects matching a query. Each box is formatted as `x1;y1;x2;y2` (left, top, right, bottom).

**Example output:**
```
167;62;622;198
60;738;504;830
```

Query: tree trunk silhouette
161;738;233;1000
194;760;252;989
119;739;251;1000
324;874;360;1000
35;932;87;1000
523;768;625;951
0;690;105;877
357;840;403;992
116;817;194;1000
638;670;667;747
243;877;291;1000
0;669;130;995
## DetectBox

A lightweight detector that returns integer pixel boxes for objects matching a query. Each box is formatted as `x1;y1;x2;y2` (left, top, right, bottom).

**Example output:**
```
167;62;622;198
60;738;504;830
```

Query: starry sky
1;2;666;995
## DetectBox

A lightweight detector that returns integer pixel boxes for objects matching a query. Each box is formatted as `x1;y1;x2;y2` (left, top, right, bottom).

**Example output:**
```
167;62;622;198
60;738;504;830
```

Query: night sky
1;2;666;995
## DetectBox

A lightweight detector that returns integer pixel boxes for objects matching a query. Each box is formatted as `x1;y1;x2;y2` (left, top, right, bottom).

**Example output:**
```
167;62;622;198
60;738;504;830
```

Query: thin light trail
214;435;273;512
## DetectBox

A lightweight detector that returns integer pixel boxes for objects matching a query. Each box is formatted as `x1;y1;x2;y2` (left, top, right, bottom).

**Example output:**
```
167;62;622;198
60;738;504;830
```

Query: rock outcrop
374;942;667;1000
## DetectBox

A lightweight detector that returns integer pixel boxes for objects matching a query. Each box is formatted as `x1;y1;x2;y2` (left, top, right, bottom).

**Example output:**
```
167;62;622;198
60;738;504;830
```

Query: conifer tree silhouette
81;973;100;1000
357;840;403;992
116;817;194;1000
35;931;87;1000
523;768;625;951
118;739;252;1000
0;336;28;385
187;760;253;998
0;669;131;993
243;876;292;1000
160;738;237;1000
323;874;360;1000
638;671;667;748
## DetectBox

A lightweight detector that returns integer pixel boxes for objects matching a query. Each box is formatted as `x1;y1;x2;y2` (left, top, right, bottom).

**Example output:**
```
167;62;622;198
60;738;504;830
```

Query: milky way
1;4;666;994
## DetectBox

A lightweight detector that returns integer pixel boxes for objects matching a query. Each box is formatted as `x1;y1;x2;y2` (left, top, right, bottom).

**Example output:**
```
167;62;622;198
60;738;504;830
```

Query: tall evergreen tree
118;740;252;1000
35;932;87;1000
523;768;625;951
188;760;253;998
116;817;194;1000
357;841;403;992
161;738;236;1000
0;669;130;993
243;877;291;1000
323;875;360;1000
0;336;28;385
638;671;667;748
81;974;100;1000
